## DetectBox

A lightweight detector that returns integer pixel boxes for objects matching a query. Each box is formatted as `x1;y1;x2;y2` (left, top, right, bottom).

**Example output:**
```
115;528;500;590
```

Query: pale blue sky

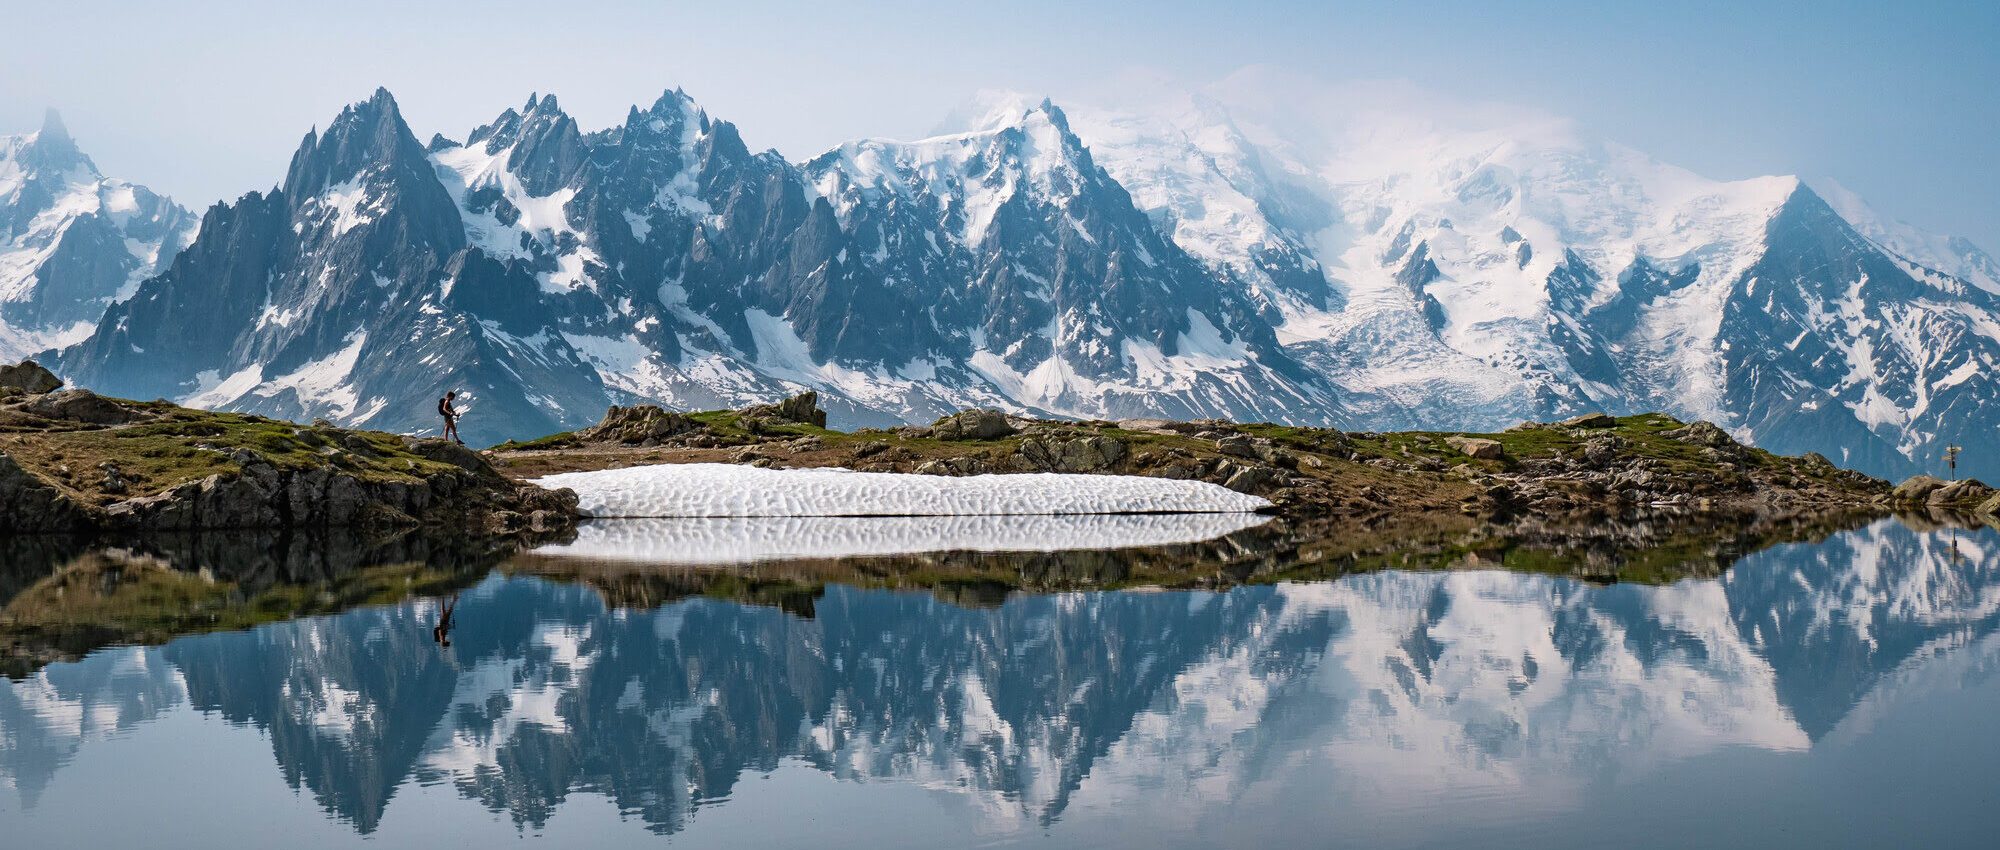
7;0;1996;250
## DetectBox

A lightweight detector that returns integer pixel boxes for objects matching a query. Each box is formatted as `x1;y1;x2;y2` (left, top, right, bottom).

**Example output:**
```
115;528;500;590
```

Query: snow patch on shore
532;513;1274;564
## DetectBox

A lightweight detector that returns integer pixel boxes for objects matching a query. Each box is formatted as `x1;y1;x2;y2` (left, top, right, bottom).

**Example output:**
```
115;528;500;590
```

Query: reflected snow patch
531;463;1272;517
530;513;1275;564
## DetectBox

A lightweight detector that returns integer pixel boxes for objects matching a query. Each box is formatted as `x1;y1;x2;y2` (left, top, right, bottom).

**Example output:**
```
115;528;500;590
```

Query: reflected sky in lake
2;518;1998;848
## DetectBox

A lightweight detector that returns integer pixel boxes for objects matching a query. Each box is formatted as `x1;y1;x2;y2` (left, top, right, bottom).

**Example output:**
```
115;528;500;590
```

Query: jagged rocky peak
25;108;83;166
282;87;433;201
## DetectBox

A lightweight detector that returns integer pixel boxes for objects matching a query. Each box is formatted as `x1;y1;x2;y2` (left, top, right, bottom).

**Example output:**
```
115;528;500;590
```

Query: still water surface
2;517;1997;848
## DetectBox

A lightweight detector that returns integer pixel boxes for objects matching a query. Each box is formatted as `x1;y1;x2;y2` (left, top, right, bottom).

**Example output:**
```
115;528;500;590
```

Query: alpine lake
3;510;1997;848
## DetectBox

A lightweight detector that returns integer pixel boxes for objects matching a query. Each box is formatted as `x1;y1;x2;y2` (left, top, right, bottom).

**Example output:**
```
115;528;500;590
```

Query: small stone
98;461;128;495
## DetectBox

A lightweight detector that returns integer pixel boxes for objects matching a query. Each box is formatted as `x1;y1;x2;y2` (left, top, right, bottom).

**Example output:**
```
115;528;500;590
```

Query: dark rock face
1017;435;1126;473
0;360;61;394
0;452;92;532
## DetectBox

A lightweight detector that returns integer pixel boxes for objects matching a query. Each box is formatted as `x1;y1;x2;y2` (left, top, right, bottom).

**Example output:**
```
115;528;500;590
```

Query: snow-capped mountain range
0;110;195;359
13;83;1997;478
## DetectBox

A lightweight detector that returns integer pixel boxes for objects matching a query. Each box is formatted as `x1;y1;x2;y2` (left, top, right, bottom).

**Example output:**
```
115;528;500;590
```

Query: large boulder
1929;478;1995;505
1445;436;1505;460
742;391;827;427
933;409;1015;441
0;360;61;394
21;389;138;425
1980;491;2000;519
1890;475;1947;503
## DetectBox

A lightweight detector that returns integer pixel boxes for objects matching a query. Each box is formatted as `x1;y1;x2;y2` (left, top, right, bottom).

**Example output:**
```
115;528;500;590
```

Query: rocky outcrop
0;382;581;535
1666;420;1736;448
0;452;92;532
932;409;1016;441
740;392;827;428
575;405;700;446
98;453;578;534
19;389;139;425
1017;435;1126;473
1889;475;1947;503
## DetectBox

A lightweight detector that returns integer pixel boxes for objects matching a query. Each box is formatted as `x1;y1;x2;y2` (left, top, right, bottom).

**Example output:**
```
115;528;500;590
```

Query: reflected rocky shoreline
2;507;1990;678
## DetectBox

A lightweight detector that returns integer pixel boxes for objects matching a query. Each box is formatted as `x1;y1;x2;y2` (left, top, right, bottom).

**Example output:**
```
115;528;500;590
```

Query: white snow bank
530;514;1274;565
530;463;1272;518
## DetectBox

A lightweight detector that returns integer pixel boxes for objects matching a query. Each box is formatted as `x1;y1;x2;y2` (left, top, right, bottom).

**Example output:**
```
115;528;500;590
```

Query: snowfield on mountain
11;78;1996;481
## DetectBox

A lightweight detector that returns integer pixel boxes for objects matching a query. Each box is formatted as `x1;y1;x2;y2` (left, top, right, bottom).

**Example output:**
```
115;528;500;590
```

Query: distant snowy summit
13;81;2000;481
0;110;196;359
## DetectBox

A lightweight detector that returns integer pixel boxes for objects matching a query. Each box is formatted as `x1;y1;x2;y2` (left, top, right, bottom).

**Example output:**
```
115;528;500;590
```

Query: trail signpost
1944;445;1962;481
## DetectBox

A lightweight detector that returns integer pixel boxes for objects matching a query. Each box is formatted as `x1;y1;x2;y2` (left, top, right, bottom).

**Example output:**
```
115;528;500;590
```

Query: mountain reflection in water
2;518;1997;848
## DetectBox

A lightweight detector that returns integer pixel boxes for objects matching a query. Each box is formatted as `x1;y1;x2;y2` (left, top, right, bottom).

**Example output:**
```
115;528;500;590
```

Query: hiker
438;391;463;445
432;594;459;648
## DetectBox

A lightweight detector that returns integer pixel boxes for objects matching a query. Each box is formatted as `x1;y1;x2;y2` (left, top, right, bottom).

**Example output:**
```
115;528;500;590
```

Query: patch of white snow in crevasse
531;463;1272;518
247;331;370;417
315;178;377;235
741;308;943;412
1933;358;1981;392
530;513;1274;565
180;364;264;409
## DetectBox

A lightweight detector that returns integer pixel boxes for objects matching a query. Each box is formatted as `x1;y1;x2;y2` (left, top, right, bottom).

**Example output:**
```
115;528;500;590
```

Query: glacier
531;463;1273;517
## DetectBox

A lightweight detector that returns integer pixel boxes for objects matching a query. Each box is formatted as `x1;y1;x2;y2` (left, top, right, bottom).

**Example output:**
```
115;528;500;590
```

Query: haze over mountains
5;82;1996;479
